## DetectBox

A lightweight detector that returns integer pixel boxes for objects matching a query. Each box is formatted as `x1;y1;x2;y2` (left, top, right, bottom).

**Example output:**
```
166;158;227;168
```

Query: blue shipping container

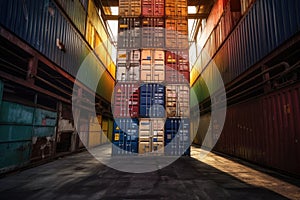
165;118;190;156
113;118;139;142
140;84;165;118
112;141;138;155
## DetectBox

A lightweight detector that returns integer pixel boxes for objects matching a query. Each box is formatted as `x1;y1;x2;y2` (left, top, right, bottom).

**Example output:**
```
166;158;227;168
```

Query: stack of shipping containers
113;0;190;156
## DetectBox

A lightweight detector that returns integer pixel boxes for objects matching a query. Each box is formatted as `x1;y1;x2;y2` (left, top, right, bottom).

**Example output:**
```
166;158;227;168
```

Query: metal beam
98;0;213;7
187;13;209;19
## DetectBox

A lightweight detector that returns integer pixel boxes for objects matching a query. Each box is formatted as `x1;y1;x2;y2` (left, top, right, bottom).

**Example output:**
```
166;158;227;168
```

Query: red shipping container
142;0;164;17
165;50;189;83
113;83;140;118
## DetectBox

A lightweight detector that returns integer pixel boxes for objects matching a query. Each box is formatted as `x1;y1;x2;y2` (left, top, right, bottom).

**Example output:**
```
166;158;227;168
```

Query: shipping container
165;18;189;49
165;0;188;17
142;0;165;17
191;0;300;101
0;0;115;102
116;50;140;82
139;118;165;154
118;18;141;49
55;0;87;35
208;82;300;176
113;141;138;155
165;50;189;83
112;118;139;155
119;0;141;17
113;118;139;142
140;83;165;118
0;101;57;172
165;84;190;118
165;118;190;156
142;18;165;48
113;83;140;118
141;50;165;82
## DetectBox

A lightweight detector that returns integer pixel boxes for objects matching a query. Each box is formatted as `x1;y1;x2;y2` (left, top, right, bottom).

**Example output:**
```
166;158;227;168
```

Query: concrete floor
0;146;300;200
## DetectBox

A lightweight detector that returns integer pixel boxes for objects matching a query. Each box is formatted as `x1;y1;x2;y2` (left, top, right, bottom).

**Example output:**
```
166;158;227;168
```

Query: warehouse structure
0;0;300;197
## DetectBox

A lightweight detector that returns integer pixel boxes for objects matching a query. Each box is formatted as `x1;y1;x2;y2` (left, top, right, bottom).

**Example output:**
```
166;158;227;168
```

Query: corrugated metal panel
262;84;300;175
166;84;190;118
0;0;115;102
141;50;165;82
165;0;188;17
142;0;164;17
139;118;164;154
0;101;33;172
165;18;189;49
142;18;165;48
118;17;141;49
191;0;300;99
113;83;140;118
140;84;165;118
212;83;300;176
55;0;87;35
116;50;140;82
165;118;190;156
119;0;141;17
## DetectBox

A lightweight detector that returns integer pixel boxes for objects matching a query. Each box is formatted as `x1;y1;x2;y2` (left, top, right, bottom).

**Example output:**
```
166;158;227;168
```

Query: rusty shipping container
113;83;140;118
119;0;141;17
142;17;165;48
142;0;165;17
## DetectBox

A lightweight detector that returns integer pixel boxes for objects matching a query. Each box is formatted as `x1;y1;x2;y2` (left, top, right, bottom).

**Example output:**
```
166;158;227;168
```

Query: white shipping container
116;63;140;82
166;84;190;117
140;50;165;82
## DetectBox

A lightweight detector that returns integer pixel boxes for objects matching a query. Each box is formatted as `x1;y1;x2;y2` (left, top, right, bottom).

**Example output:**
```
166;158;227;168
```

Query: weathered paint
194;83;300;176
0;0;115;102
191;0;300;101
